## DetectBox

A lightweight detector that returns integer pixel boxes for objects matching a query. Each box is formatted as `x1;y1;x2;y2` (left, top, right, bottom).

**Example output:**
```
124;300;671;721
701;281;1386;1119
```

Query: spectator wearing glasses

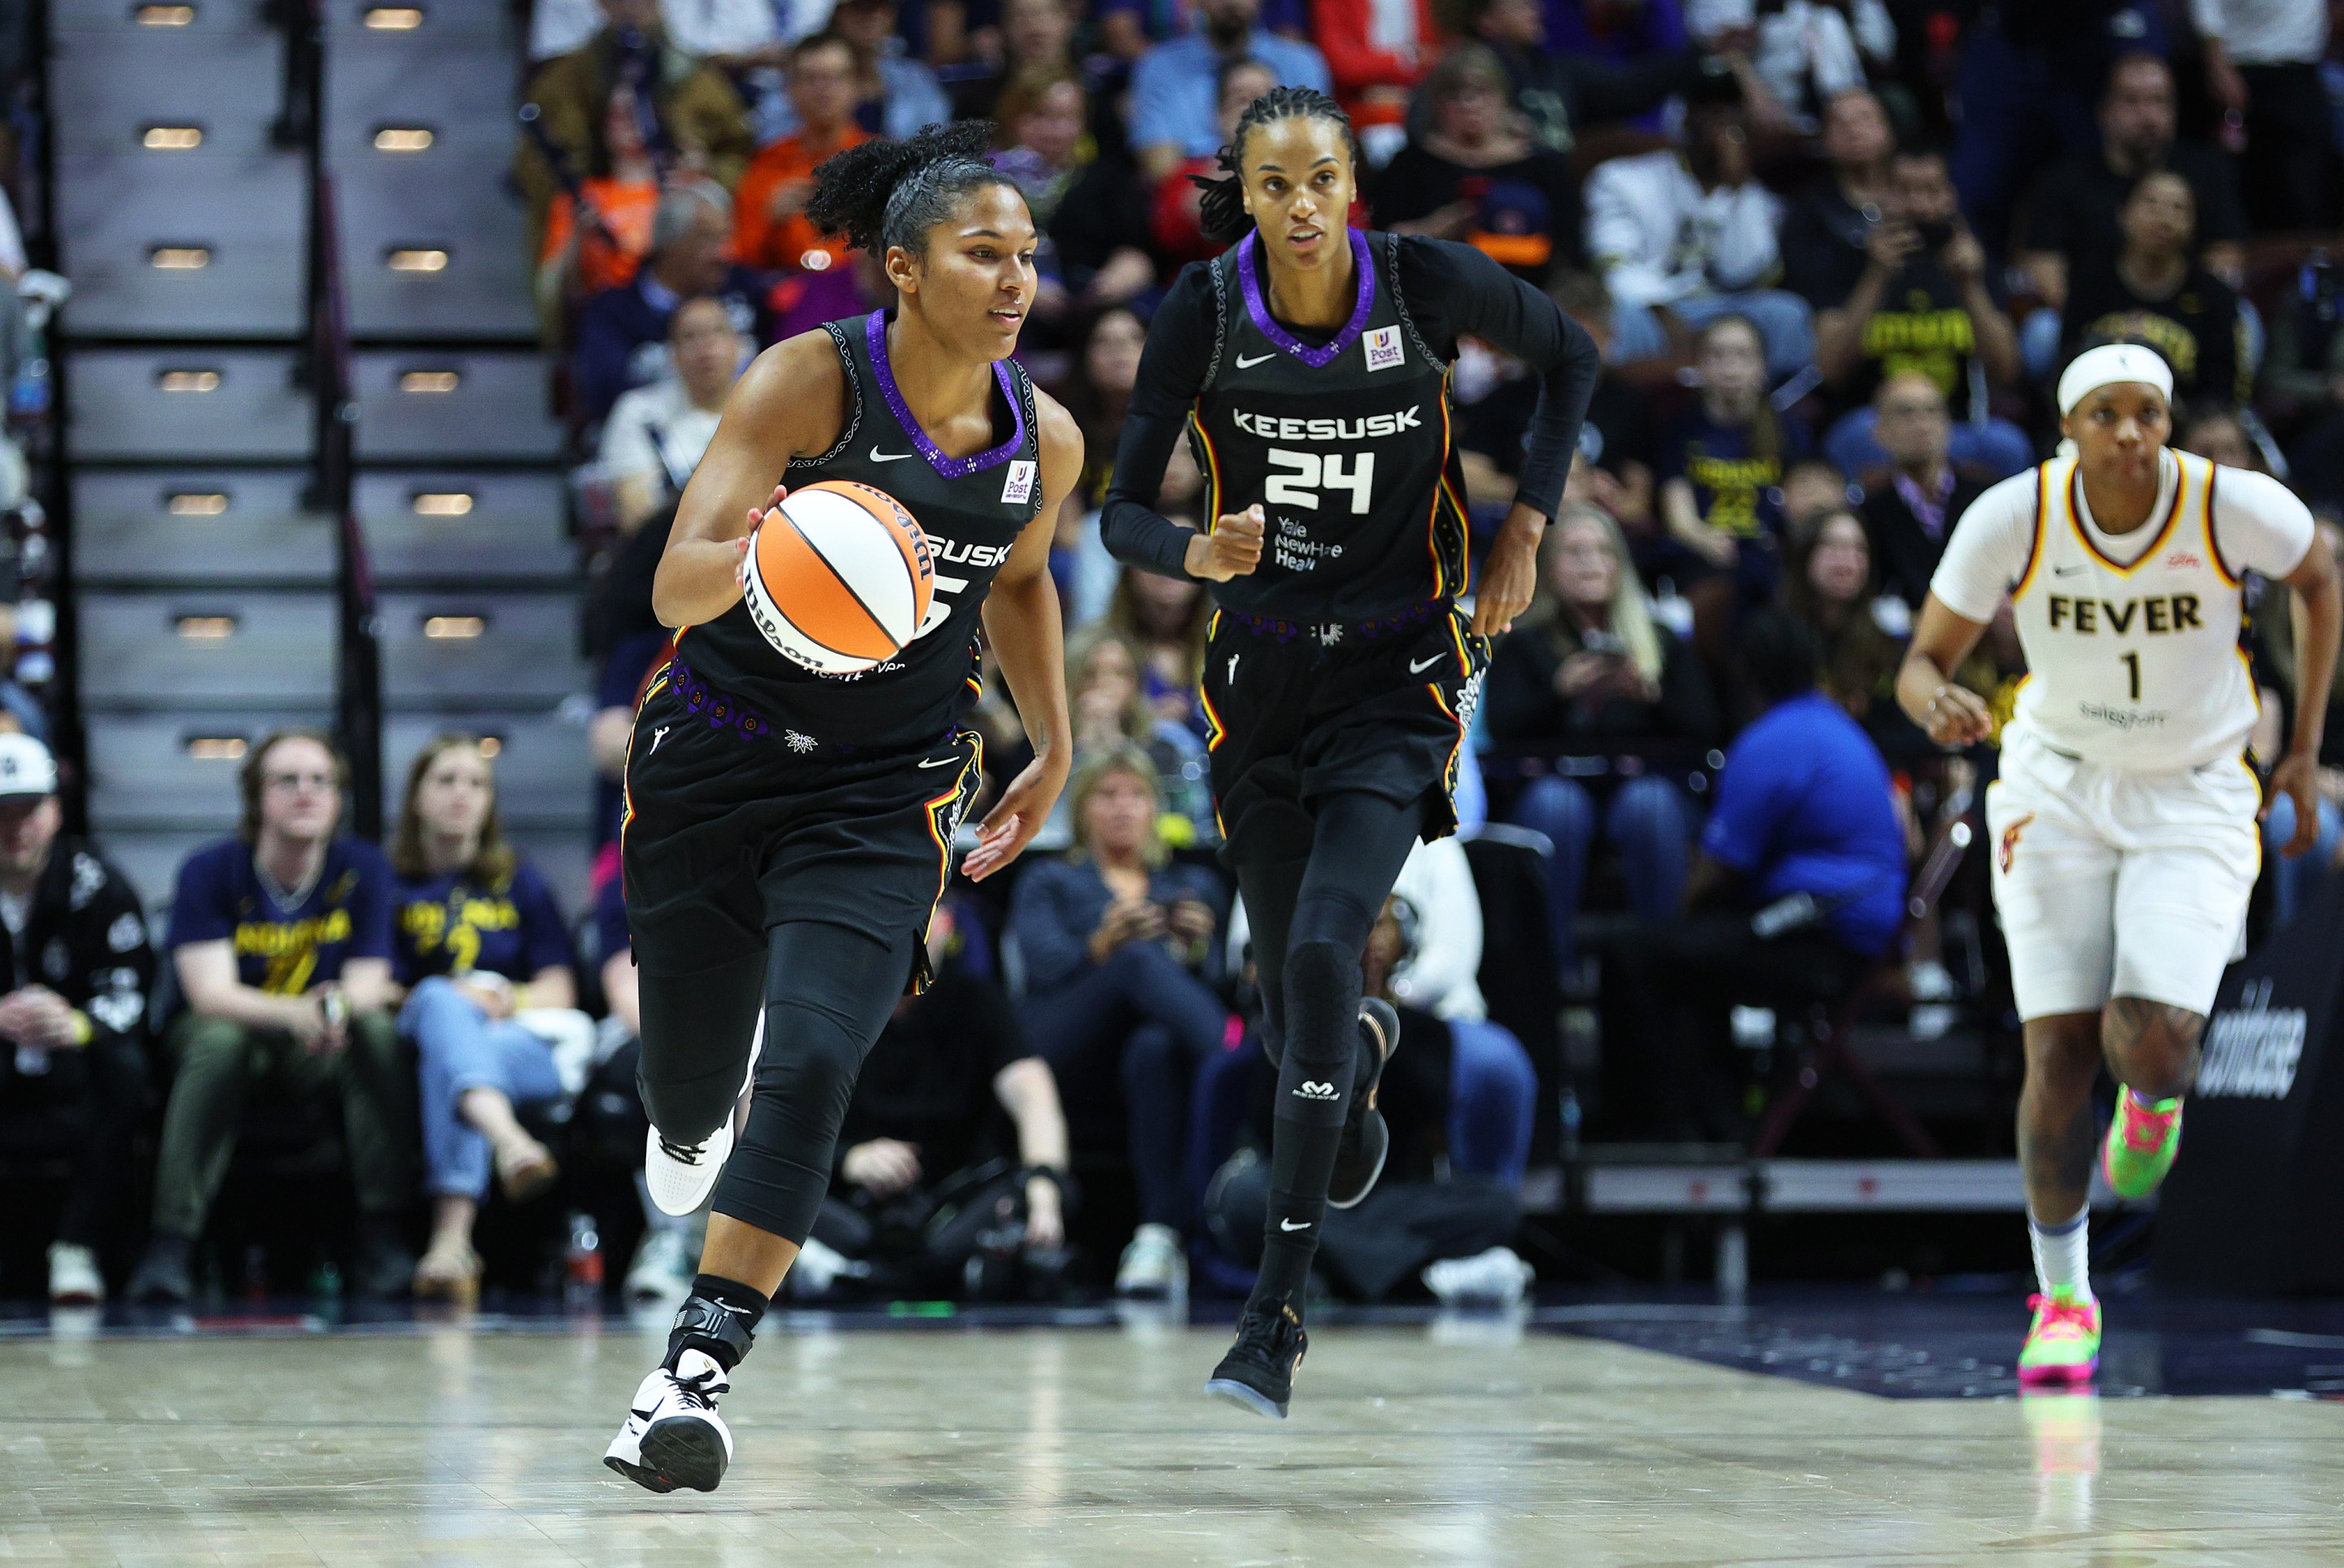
571;179;775;426
598;296;748;534
732;35;870;277
1485;505;1719;972
1857;371;1993;611
390;737;587;1306
0;735;155;1304
128;732;413;1305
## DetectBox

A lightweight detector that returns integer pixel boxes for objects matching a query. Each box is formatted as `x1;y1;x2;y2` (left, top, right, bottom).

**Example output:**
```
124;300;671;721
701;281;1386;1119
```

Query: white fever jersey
1931;448;2315;770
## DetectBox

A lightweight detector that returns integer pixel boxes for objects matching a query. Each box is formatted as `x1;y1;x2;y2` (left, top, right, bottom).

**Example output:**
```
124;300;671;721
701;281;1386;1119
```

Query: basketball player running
602;123;1081;1493
1897;343;2340;1386
1102;87;1598;1417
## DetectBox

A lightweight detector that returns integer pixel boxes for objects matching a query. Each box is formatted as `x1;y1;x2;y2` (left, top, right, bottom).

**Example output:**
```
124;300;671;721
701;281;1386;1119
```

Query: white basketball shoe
604;1349;734;1493
645;1013;762;1217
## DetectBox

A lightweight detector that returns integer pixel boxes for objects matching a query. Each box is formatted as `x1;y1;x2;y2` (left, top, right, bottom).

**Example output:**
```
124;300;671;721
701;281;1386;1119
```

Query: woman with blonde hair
390;735;586;1303
1106;565;1212;735
1484;504;1721;971
1005;744;1231;1299
1065;624;1214;841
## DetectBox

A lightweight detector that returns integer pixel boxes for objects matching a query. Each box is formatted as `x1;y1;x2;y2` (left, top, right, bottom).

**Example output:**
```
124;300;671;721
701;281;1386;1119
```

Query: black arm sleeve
1100;264;1218;580
1397;236;1600;523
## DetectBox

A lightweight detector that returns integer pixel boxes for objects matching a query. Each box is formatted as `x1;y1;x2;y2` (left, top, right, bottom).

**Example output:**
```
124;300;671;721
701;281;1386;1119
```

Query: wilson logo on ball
743;481;933;676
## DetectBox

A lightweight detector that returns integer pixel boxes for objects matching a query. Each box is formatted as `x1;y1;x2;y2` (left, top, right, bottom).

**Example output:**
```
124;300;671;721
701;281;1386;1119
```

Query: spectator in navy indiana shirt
389;736;584;1304
129;731;413;1305
1604;611;1906;1139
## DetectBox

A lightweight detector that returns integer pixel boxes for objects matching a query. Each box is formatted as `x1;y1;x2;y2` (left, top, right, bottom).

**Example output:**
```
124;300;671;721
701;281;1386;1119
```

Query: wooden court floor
4;1310;2341;1566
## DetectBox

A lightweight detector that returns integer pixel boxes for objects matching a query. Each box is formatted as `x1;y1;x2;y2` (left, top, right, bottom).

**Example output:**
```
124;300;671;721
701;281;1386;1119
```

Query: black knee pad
1281;940;1362;1070
1288;885;1378;958
754;1003;866;1113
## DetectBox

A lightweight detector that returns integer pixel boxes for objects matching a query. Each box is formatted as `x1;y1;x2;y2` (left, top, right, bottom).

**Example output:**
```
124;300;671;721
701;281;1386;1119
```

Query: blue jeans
1611;290;1817;384
2263;793;2344;928
1824;406;2037;483
402;976;565;1200
1030;941;1229;1230
1511;774;1696;971
1447;1017;1536;1188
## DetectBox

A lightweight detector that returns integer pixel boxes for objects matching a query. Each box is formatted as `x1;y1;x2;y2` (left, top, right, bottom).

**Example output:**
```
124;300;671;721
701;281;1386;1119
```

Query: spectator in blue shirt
390;736;588;1305
128;732;413;1304
1604;611;1907;1140
1127;0;1332;179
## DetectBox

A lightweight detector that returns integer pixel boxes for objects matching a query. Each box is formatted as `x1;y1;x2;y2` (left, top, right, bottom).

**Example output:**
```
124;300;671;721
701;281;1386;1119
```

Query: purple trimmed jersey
1186;229;1472;623
670;311;1044;755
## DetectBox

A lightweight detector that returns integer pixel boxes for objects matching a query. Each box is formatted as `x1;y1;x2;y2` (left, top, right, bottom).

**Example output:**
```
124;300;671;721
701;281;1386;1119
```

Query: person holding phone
1006;746;1231;1300
1815;145;2030;481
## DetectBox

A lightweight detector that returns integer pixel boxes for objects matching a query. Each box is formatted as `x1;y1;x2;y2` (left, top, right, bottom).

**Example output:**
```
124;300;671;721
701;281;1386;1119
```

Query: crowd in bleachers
11;0;2344;1309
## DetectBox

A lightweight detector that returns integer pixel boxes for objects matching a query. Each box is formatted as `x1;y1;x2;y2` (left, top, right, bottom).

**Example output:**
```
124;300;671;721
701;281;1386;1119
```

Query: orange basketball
741;480;934;675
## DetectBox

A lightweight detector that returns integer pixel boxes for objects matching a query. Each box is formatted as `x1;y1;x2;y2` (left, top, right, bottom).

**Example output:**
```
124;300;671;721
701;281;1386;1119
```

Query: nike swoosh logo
1279;1218;1312;1231
869;447;916;463
1235;352;1277;369
1409;654;1446;673
917;756;960;768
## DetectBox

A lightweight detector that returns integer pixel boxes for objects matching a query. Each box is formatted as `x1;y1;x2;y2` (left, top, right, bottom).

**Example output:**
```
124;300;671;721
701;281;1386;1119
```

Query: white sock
2027;1207;2091;1299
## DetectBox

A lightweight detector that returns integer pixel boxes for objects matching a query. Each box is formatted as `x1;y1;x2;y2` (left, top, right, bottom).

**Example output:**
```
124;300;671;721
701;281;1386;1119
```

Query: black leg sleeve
711;920;917;1247
1253;790;1427;1308
635;950;772;1144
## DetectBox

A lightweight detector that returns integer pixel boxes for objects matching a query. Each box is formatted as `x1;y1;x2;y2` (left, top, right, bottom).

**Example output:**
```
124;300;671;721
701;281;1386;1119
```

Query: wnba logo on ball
2198;978;2307;1099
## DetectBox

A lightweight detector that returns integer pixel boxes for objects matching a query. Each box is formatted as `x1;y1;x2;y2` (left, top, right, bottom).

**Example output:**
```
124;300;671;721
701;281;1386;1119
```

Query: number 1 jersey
1187;229;1470;623
1931;448;2315;770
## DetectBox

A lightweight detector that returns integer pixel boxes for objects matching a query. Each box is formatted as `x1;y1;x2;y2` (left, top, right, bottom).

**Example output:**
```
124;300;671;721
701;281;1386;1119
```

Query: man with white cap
1896;342;2342;1386
0;732;156;1303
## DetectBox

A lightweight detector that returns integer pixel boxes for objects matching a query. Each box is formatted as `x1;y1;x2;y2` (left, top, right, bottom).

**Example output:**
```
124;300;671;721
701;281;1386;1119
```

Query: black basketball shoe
1327;998;1400;1210
1204;1300;1308;1418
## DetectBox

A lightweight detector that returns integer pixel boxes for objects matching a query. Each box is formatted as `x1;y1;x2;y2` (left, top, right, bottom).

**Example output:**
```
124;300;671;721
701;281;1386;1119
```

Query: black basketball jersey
671;311;1043;753
1188;229;1469;623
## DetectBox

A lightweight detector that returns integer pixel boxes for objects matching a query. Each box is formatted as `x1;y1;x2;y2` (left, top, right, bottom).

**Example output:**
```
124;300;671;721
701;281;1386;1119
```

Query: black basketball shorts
1197;599;1489;867
619;659;985;995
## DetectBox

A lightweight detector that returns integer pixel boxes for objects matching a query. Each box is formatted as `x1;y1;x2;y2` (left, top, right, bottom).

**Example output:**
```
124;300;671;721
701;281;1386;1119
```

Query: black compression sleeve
1100;264;1218;579
1397;236;1600;524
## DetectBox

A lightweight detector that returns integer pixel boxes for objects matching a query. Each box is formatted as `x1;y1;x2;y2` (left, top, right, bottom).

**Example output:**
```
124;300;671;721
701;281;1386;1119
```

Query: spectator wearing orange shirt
733;34;868;276
538;82;664;320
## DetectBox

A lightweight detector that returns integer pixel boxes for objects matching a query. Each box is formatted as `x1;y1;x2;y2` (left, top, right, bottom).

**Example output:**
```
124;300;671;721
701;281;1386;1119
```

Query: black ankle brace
666;1292;759;1373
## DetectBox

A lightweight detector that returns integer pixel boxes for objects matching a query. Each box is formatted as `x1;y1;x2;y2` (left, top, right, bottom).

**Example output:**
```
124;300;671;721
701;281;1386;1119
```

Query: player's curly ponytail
1193;85;1358;247
807;120;1019;256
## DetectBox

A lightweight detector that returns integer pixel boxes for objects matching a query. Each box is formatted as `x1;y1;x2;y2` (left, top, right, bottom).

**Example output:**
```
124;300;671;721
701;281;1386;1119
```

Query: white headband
2058;343;2174;415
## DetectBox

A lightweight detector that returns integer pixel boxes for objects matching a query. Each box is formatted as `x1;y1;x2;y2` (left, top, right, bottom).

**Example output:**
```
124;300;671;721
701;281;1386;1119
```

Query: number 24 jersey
1186;229;1472;623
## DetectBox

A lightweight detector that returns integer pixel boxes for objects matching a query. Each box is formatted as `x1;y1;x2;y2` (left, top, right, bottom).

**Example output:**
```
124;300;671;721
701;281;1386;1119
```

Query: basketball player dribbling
601;123;1082;1494
1101;87;1599;1417
1897;343;2342;1385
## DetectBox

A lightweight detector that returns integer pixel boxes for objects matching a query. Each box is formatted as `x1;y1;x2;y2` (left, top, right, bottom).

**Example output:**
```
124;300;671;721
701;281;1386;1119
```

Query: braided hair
805;120;1021;258
1193;85;1358;247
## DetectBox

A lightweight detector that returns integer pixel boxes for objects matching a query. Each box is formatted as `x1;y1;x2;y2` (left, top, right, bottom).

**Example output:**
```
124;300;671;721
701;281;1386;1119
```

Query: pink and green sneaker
2018;1289;2101;1387
2101;1090;2184;1199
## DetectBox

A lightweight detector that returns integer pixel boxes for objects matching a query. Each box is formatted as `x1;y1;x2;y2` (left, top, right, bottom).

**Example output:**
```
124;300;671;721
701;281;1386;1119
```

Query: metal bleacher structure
58;0;592;916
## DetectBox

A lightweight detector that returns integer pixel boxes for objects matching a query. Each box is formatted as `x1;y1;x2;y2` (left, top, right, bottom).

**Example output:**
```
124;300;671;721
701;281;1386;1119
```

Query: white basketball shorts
1984;724;2262;1021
